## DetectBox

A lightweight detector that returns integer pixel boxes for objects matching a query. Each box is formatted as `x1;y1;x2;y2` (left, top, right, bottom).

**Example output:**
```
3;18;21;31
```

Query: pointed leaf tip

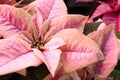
92;24;119;78
53;29;104;72
27;0;67;20
0;5;38;39
41;14;88;40
32;48;62;76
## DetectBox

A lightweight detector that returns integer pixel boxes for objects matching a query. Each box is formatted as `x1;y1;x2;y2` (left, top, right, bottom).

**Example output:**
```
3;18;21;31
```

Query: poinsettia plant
0;0;120;80
89;0;120;32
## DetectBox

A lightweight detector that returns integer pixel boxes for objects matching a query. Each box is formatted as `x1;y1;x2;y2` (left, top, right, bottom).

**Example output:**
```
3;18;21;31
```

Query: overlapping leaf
88;24;119;78
0;5;42;75
40;14;88;41
0;36;42;75
32;37;65;76
53;28;104;73
23;0;67;36
0;5;38;39
25;0;67;20
89;3;111;22
89;0;120;32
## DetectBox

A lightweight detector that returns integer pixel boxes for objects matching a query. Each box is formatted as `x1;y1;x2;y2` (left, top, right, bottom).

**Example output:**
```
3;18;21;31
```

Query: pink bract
88;24;119;78
0;5;41;75
24;0;67;20
0;5;37;39
40;14;88;41
0;0;89;76
23;0;67;35
53;28;104;73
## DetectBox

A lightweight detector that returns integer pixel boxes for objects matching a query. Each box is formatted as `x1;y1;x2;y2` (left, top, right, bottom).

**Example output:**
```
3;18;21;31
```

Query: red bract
0;0;16;5
89;0;120;32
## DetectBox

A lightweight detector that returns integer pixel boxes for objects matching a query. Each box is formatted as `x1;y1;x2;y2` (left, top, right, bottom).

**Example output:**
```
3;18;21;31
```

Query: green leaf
9;73;28;80
109;70;120;80
115;60;120;70
83;22;101;35
27;67;39;80
115;31;120;39
34;63;50;80
0;74;12;80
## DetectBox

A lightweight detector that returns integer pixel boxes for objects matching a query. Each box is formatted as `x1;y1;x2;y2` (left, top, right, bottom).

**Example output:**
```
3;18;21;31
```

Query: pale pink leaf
95;19;106;31
32;11;43;34
0;36;42;75
33;48;62;76
62;52;102;73
40;14;88;41
97;22;106;31
0;15;19;38
87;24;114;43
53;29;104;72
0;5;38;39
44;38;65;50
89;3;112;22
27;0;67;20
0;51;42;75
0;36;31;66
89;24;119;78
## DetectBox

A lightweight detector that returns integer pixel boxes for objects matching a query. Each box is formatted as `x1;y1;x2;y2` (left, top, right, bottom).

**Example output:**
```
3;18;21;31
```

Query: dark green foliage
64;0;98;16
109;60;120;80
33;63;50;80
0;74;12;80
116;31;120;39
109;70;120;80
0;63;49;80
83;22;101;35
115;60;120;70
